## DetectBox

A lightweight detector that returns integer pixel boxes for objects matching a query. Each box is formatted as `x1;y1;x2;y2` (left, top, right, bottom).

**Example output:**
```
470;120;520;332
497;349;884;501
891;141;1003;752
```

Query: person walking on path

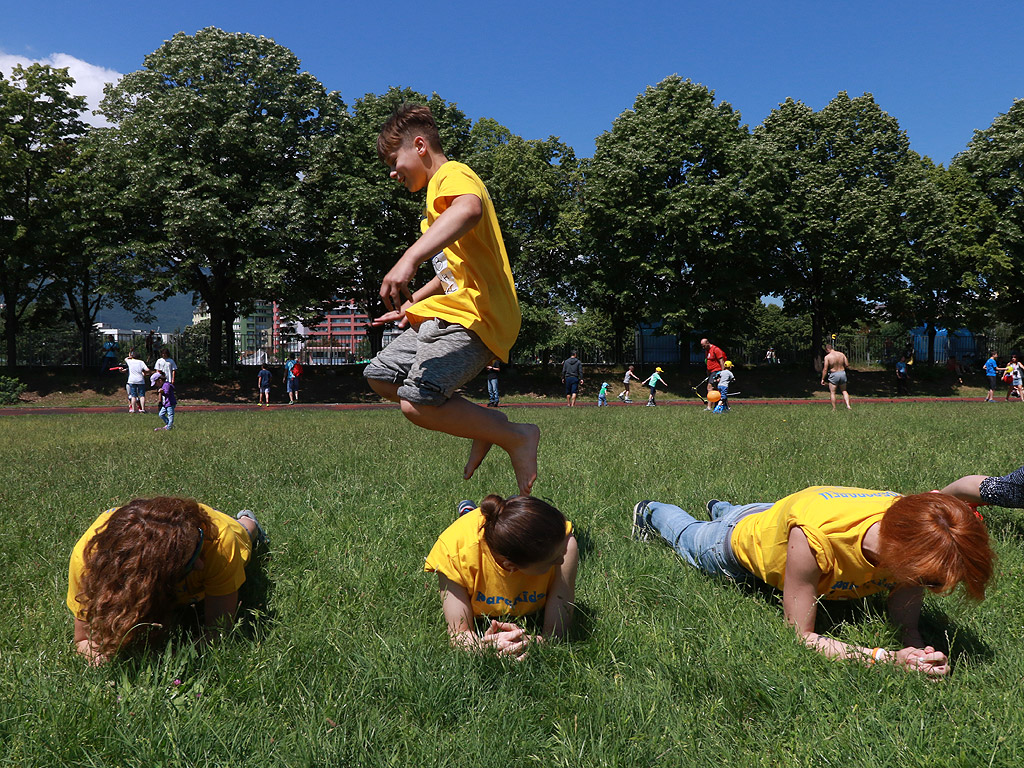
285;353;302;404
257;363;272;407
618;365;641;403
485;359;501;407
123;349;151;414
700;338;727;409
562;351;583;408
1004;354;1023;403
822;343;852;410
151;371;177;430
984;351;1000;402
641;367;666;407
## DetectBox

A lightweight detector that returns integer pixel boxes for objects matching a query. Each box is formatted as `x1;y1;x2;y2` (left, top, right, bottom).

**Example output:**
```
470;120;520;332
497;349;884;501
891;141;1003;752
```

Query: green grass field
2;403;1023;767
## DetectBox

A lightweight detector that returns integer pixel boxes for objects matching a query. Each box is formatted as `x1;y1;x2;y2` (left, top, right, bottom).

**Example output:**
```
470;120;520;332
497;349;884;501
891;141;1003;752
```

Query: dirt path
0;396;991;417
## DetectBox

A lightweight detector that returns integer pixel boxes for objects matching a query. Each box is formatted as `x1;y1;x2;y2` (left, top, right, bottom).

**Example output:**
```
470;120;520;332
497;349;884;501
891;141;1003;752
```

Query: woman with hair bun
68;497;267;665
632;485;994;677
425;495;578;660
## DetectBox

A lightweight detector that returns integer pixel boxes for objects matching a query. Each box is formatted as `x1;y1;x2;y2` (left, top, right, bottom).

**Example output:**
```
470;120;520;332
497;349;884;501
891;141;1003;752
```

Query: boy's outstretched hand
372;300;413;329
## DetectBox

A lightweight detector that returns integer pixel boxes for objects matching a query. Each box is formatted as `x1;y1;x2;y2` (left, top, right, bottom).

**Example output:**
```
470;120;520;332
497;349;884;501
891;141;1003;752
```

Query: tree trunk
810;304;824;370
208;301;224;371
926;321;937;366
365;324;385;356
2;303;16;369
223;299;236;369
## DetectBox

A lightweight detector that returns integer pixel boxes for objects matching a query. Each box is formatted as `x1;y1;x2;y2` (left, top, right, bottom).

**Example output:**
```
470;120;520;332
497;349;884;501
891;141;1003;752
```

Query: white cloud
0;52;123;127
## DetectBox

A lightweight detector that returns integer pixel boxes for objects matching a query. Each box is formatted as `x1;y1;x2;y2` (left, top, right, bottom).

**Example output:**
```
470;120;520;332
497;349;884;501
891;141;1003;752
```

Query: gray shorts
363;319;495;407
827;370;847;389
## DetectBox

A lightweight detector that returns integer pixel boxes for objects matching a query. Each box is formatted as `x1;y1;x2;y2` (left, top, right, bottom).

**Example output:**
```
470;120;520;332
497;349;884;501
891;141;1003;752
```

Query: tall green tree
323;87;471;353
99;27;348;368
954;98;1024;331
883;159;1001;363
583;76;762;362
0;63;87;367
49;131;151;367
754;93;920;363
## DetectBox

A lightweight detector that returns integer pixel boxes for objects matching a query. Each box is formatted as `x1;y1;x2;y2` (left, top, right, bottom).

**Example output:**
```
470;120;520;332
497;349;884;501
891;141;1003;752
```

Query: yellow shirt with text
424;508;572;619
730;486;900;599
405;161;521;362
67;504;251;619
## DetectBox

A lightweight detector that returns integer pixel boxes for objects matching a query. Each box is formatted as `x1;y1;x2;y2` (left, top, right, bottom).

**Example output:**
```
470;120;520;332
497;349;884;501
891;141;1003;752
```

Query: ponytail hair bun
480;495;567;568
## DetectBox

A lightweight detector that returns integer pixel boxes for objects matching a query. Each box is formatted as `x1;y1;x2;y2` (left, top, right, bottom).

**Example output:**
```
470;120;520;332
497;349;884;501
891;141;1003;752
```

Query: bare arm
784;527;948;676
541;535;579;640
784;528;892;663
437;574;528;660
939;475;986;504
379;193;482;312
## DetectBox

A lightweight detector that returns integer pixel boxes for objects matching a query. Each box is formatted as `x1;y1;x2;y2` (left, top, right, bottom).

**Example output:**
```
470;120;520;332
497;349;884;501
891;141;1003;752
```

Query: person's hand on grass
481;620;530;661
895;646;949;677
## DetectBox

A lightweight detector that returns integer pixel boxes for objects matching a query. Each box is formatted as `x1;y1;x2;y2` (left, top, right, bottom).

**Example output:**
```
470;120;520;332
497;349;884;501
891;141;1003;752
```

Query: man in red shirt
701;338;727;411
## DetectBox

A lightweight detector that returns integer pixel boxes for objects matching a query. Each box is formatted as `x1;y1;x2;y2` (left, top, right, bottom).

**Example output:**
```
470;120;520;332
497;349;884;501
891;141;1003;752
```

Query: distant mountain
95;291;197;333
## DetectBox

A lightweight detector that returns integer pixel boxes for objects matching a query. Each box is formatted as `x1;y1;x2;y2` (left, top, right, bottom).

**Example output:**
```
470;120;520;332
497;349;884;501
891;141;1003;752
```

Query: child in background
618;365;641;403
152;371;177;431
425;495;578;660
713;362;735;412
641;367;666;407
598;382;609;406
363;103;539;495
257;363;272;407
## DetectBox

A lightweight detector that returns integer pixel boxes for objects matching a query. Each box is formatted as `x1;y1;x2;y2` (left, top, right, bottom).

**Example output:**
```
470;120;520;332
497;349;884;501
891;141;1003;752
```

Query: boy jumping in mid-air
363;104;539;495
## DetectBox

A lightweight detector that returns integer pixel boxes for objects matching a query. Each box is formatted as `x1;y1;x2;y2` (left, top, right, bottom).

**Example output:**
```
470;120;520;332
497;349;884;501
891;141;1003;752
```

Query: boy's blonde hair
377;103;442;162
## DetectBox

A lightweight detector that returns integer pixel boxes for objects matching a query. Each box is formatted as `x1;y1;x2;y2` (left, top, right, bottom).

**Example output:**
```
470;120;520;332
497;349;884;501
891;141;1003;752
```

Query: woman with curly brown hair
67;497;267;665
632;485;994;677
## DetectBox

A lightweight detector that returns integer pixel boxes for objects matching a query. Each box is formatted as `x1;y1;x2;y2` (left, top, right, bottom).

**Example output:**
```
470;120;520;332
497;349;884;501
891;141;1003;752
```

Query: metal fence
3;326;1020;370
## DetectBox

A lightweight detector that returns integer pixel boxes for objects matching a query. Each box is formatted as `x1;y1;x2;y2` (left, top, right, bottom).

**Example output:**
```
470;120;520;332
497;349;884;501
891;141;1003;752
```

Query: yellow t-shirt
424;508;573;619
67;504;251;619
405;161;521;362
730;486;901;599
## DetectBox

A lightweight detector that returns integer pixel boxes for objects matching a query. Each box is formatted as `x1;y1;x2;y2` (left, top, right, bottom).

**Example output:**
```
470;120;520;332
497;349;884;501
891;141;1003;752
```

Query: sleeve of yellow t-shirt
429;165;483;216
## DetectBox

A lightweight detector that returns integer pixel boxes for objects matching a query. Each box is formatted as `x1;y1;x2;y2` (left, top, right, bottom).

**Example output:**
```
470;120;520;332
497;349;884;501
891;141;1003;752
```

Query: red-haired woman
632;486;993;676
425;495;578;661
68;497;267;665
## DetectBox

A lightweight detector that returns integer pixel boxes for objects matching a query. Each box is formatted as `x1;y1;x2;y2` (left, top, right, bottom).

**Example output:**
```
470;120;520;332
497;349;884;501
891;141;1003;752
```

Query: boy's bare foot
507;423;540;496
464;439;493;480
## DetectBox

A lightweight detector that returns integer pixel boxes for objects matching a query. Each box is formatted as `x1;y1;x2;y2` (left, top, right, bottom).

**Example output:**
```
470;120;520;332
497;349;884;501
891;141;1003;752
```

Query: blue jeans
647;500;770;580
159;404;175;428
487;378;499;404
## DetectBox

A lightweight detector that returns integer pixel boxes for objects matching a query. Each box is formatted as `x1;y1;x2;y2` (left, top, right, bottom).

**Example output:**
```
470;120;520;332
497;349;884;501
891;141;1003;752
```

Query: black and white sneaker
631;500;654;541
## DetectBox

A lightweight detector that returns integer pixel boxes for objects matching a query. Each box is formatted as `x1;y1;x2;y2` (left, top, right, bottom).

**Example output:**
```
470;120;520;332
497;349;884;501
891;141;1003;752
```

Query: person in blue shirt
984;351;1000;403
895;356;910;396
257;363;272;407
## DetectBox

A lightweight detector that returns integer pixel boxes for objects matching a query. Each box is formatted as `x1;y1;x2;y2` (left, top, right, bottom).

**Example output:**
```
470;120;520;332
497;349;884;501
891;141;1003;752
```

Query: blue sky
2;0;1021;165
